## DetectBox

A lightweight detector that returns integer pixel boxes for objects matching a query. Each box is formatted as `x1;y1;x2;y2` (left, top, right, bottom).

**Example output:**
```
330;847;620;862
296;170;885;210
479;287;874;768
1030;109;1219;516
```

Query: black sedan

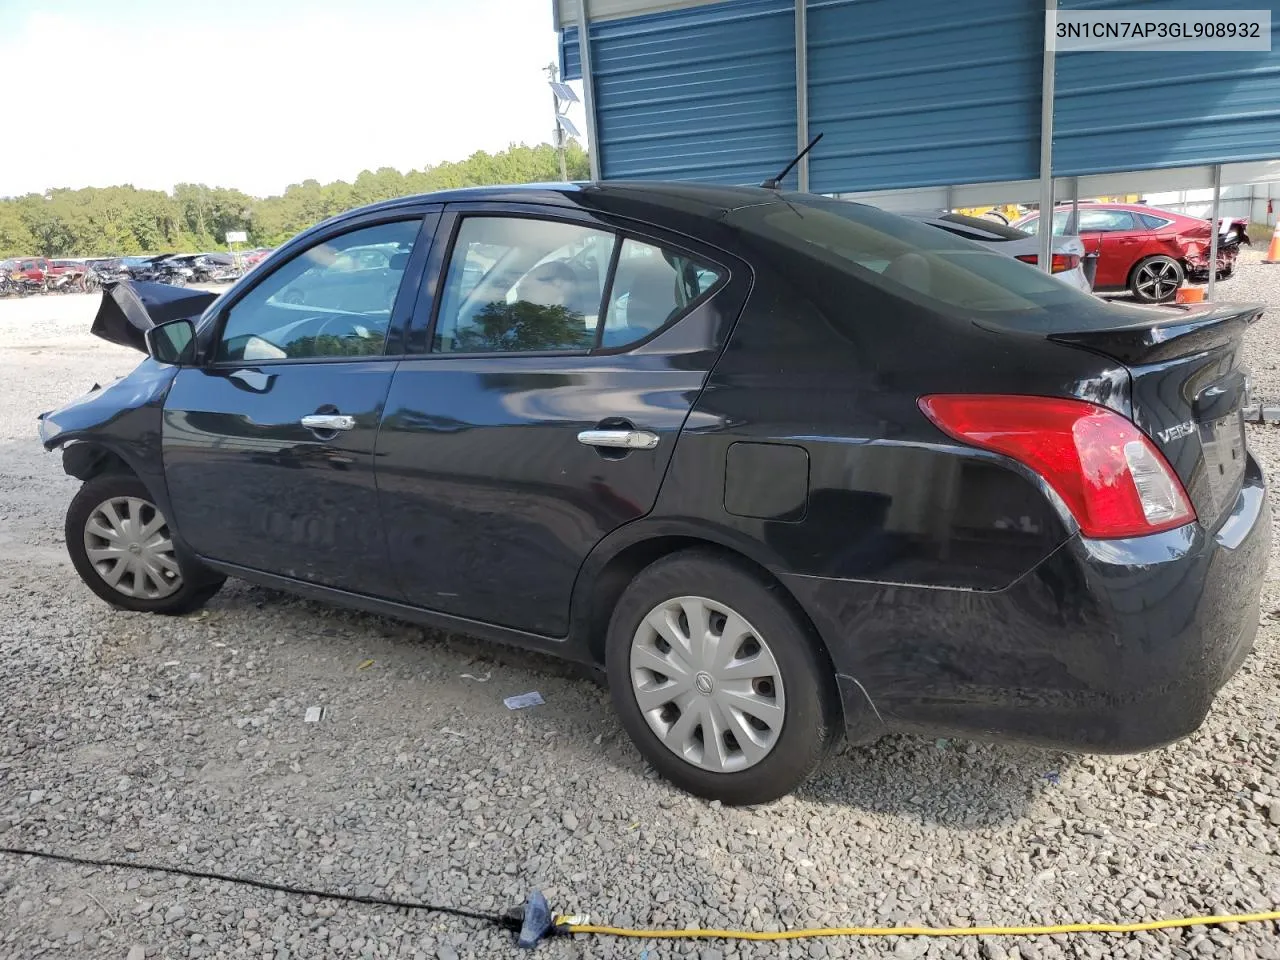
37;183;1268;805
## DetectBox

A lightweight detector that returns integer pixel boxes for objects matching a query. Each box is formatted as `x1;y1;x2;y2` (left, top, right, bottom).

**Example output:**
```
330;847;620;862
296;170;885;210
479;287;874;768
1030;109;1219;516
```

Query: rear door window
432;217;615;354
1078;210;1137;232
599;239;724;349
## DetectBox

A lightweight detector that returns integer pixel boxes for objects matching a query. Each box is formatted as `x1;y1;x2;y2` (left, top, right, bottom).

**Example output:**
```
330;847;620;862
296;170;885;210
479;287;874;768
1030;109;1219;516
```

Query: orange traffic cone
1264;223;1280;264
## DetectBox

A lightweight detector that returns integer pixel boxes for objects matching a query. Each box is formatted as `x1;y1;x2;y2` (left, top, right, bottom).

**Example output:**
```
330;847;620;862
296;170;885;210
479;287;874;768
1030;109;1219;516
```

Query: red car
9;257;52;284
1012;204;1245;304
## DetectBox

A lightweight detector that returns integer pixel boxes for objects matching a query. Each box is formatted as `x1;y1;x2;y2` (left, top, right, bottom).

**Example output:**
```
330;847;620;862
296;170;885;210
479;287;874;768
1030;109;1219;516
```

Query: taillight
1015;253;1081;274
918;395;1195;539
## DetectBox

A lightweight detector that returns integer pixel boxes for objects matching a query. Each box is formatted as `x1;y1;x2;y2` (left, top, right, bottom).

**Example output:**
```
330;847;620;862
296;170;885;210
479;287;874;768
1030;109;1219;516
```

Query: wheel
605;550;838;805
65;473;224;614
1129;255;1184;303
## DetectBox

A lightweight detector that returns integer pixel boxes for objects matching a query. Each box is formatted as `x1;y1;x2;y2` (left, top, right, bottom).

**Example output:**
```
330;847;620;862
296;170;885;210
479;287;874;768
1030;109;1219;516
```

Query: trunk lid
1049;301;1264;529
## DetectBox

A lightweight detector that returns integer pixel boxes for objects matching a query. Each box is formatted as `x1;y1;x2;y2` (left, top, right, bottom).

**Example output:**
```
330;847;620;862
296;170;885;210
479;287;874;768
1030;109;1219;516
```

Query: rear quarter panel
633;245;1135;677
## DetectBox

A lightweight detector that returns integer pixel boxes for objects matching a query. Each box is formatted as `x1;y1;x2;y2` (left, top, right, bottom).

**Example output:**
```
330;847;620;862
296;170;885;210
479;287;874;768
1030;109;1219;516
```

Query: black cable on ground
0;845;516;931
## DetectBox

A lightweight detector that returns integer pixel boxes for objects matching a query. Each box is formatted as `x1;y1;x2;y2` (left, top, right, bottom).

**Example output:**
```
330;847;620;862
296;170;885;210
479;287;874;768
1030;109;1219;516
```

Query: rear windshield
734;196;1126;333
936;213;1030;241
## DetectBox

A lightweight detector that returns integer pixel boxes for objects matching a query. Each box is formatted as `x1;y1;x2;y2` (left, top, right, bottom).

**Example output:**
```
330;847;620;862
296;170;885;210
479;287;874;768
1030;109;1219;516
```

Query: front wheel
606;551;839;805
65;472;224;614
1129;255;1184;303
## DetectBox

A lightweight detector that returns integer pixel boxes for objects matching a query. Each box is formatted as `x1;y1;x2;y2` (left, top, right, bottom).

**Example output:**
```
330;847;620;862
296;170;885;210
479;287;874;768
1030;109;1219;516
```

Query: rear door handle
577;429;659;450
301;414;356;431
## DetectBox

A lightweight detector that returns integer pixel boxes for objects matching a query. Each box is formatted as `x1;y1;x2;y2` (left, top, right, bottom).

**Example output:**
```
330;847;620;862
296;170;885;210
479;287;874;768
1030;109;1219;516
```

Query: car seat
882;252;933;297
600;260;678;348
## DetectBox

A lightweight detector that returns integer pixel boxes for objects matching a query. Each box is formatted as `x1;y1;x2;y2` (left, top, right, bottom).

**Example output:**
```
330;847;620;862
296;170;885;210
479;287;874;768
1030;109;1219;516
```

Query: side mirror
145;317;197;365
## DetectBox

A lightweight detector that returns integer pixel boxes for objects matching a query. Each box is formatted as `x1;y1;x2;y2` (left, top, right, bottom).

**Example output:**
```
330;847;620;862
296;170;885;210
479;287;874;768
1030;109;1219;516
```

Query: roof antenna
761;133;823;190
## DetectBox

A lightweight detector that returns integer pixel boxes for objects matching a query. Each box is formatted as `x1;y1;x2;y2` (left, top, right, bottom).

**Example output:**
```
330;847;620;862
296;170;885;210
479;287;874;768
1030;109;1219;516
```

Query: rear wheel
1130;255;1184;303
65;473;224;614
606;551;838;805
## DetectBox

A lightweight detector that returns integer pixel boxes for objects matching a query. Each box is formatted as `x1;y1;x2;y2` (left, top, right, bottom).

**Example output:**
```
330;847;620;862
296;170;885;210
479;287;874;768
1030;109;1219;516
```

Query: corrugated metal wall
807;0;1042;193
561;0;1280;193
561;23;582;80
1054;0;1280;177
562;0;799;185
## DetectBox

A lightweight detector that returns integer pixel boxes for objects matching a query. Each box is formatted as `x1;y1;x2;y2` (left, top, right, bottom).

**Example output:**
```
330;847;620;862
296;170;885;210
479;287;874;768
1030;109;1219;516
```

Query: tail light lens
918;395;1195;539
1015;253;1081;274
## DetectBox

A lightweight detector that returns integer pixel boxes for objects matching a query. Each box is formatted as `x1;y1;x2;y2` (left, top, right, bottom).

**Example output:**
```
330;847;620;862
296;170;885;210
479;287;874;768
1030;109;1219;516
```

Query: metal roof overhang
839;158;1280;210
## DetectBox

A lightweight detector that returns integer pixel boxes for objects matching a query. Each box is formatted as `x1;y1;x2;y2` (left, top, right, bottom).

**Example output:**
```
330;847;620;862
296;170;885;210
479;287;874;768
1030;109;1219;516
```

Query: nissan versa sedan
38;183;1268;805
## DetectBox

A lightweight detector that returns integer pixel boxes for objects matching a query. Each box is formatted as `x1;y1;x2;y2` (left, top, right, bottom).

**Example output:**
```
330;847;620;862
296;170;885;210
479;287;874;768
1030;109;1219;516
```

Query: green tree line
0;140;590;258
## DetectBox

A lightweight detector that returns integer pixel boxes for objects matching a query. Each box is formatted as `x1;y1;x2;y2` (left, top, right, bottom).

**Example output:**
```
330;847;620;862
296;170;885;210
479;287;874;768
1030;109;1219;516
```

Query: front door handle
577;429;660;450
301;414;356;432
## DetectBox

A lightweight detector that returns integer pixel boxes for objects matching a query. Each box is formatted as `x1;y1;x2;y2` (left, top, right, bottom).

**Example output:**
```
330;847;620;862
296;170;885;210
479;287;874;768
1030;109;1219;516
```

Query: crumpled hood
92;280;219;352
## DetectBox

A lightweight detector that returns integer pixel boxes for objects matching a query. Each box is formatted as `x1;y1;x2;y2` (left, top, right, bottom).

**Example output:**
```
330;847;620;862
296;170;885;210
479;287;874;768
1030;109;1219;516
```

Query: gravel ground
3;260;1280;960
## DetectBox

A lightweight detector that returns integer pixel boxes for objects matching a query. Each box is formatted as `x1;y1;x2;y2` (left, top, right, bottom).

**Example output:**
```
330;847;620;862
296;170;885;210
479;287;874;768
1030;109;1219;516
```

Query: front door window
215;219;421;363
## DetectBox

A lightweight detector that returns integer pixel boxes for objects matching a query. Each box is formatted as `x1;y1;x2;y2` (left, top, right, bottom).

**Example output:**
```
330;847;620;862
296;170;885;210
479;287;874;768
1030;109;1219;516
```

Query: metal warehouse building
554;0;1280;215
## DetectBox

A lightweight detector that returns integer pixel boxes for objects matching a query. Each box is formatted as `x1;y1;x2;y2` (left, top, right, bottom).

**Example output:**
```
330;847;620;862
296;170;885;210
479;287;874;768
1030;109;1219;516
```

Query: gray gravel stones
2;276;1280;958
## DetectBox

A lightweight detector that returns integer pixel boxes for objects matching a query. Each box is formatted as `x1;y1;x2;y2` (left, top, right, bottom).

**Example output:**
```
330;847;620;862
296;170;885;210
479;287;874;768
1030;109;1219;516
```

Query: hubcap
1135;259;1180;301
82;496;182;600
629;596;785;773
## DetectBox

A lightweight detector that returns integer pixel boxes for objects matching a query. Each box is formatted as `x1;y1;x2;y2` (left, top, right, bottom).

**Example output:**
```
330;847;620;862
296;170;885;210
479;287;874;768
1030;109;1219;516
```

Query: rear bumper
785;451;1269;752
1059;266;1093;293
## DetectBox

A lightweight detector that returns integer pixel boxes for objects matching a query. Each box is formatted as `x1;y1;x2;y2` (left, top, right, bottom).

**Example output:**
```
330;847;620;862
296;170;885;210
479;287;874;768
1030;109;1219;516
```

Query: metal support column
1037;0;1057;273
1070;176;1079;230
577;0;601;181
1207;164;1222;300
795;0;809;191
944;185;954;213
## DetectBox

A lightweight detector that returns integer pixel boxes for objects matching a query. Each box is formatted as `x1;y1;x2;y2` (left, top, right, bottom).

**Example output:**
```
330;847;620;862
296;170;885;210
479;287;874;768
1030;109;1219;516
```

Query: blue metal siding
806;0;1042;194
564;0;799;185
1055;0;1280;176
564;0;1280;192
560;24;582;80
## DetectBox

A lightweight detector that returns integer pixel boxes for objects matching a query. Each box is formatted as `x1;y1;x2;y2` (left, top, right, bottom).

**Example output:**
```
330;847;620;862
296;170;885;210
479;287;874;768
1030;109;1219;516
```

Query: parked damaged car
1013;204;1247;303
38;184;1269;804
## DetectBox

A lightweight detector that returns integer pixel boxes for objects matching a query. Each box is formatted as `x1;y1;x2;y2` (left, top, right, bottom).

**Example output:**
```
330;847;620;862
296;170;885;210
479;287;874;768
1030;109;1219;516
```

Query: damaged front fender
37;359;179;535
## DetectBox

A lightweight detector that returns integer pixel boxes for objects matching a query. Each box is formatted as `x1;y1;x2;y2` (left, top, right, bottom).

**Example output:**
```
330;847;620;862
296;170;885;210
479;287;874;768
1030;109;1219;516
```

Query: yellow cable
555;909;1280;941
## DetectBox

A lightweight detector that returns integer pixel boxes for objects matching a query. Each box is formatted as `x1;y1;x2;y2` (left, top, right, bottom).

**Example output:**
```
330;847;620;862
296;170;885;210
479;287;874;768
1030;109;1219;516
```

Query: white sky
0;0;584;198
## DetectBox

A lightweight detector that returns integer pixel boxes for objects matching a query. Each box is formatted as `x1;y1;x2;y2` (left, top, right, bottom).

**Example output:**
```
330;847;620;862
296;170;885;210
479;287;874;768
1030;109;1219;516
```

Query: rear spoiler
1047;302;1264;365
91;280;219;353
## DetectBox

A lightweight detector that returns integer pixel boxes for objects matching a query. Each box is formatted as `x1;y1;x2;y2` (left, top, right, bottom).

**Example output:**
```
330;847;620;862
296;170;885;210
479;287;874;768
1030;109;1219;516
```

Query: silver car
897;211;1093;293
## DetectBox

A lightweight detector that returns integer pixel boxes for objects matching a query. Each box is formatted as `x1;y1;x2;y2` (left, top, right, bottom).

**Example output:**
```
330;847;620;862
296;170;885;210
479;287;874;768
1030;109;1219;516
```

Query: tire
605;550;839;805
1129;255;1184;303
65;472;224;614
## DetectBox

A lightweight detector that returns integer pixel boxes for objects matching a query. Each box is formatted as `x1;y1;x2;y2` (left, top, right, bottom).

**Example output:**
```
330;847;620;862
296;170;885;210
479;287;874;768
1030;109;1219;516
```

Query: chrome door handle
300;414;356;431
577;429;659;450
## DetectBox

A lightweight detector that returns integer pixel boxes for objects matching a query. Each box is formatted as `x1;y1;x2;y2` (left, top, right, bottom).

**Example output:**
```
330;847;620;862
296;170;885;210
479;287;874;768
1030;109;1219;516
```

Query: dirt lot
3;260;1280;959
